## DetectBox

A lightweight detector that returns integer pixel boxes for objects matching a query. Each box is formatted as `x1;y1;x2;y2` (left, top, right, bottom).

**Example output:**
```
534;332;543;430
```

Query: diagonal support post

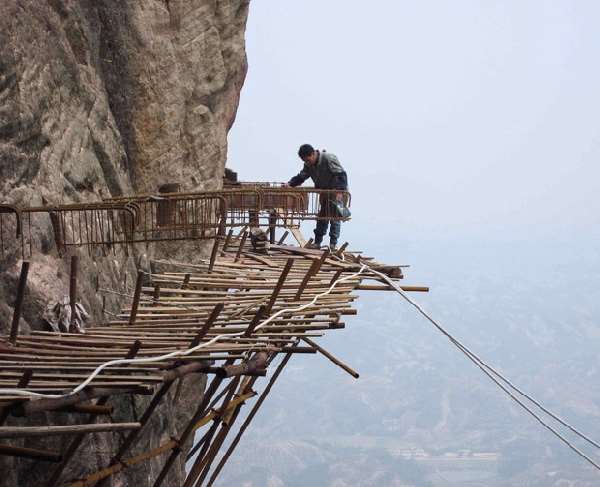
204;352;294;487
45;340;142;487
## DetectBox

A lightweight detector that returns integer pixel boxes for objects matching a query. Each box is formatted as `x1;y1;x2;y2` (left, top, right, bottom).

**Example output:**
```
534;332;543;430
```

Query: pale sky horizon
228;1;600;243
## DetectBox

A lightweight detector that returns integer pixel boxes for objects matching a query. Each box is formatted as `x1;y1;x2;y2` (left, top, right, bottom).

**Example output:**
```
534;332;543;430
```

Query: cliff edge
0;1;249;485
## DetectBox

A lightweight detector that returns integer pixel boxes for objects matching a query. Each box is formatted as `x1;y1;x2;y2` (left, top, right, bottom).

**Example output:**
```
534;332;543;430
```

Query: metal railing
0;183;351;256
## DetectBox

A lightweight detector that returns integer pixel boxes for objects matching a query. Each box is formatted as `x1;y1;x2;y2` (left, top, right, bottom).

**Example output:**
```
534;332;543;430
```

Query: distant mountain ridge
214;238;600;486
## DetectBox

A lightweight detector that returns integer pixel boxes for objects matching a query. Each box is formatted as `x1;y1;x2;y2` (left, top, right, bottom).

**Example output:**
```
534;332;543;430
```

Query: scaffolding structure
0;186;427;486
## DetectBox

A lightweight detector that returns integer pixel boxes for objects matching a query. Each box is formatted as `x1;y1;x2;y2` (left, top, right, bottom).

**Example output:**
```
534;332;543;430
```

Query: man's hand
335;192;343;201
282;183;290;188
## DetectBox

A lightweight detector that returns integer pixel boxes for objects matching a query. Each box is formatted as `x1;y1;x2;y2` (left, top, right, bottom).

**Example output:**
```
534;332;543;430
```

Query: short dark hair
298;144;314;159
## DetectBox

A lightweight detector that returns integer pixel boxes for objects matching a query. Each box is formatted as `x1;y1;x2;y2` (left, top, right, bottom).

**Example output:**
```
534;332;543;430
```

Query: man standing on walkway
285;144;348;250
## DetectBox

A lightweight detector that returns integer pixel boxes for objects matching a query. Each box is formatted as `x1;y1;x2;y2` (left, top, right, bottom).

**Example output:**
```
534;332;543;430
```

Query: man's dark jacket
288;151;348;190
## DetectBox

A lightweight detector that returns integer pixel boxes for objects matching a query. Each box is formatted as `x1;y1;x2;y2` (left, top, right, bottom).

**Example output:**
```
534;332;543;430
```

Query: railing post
129;271;144;325
69;255;78;327
9;261;30;344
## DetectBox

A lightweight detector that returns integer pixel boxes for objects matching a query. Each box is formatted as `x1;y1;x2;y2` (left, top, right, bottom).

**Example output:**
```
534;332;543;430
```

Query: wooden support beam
184;378;245;487
205;352;293;487
152;285;161;306
189;304;224;348
0;444;62;462
356;284;429;292
45;341;141;487
0;422;141;439
108;360;210;472
0;370;32;426
69;255;78;327
161;361;212;382
220;229;234;256
329;269;344;287
208;237;220;273
68;439;178;487
234;231;247;263
301;337;359;378
186;420;220;469
277;230;289;245
187;351;281;486
288;226;306;247
15;387;146;417
185;375;246;464
56;403;113;415
180;273;191;290
128;271;144;325
219;352;268;378
9;261;29;344
264;258;294;315
295;260;319;300
243;305;267;339
268;211;277;244
152;375;225;487
335;241;349;256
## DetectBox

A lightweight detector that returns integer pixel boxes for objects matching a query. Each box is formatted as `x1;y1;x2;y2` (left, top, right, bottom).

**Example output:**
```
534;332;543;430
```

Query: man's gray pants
314;219;340;246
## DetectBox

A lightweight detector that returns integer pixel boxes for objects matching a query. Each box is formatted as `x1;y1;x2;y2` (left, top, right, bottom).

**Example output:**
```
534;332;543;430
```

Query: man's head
298;144;318;165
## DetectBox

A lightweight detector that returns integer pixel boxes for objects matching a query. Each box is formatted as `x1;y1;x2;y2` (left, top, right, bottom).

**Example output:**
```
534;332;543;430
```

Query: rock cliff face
0;1;249;485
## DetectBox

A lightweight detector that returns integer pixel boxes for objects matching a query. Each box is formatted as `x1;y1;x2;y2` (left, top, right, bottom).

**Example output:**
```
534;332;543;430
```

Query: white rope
365;266;600;472
0;265;367;400
7;250;598;472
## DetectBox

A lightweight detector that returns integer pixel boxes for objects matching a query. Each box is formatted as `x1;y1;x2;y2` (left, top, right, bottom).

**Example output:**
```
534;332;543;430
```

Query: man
285;144;348;250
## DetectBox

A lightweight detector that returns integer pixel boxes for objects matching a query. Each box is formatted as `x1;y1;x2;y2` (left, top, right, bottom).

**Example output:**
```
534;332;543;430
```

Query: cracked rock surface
0;1;249;485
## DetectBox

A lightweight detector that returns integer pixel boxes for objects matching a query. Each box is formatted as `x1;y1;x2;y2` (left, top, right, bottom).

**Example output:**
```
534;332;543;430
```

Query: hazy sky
228;1;600;241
